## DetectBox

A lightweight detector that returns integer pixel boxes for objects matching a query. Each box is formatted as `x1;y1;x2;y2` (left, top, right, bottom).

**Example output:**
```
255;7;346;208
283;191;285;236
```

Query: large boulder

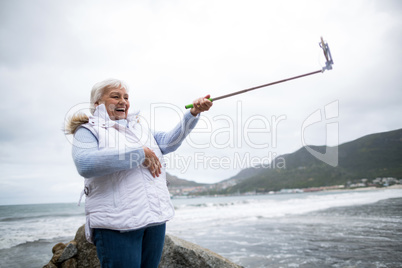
159;234;243;268
73;225;100;268
44;224;242;268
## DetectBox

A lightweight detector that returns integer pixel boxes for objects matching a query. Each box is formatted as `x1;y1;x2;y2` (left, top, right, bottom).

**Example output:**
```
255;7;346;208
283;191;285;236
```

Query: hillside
220;128;402;194
166;173;206;187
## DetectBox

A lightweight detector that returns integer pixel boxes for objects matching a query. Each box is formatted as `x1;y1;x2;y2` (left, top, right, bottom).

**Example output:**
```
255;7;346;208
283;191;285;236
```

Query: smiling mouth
115;107;126;113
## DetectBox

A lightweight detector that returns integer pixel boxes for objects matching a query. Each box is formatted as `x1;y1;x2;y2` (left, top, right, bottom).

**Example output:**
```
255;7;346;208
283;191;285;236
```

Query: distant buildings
372;177;400;187
168;177;401;198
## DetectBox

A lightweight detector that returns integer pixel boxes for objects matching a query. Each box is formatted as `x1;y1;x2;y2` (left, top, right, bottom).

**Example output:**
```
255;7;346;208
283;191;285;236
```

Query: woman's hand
190;94;213;116
142;146;162;178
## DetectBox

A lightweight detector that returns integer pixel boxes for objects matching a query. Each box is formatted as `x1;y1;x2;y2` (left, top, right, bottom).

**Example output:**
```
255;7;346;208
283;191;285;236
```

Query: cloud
0;0;401;204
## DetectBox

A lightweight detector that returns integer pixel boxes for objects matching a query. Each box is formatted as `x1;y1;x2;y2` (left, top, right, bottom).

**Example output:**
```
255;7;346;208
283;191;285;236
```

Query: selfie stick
185;37;334;109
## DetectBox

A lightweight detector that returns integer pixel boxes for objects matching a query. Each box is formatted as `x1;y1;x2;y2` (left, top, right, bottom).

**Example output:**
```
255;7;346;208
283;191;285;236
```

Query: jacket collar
88;104;140;128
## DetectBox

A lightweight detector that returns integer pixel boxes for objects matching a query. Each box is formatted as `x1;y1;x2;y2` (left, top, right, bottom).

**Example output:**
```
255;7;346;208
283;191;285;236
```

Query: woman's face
96;87;130;120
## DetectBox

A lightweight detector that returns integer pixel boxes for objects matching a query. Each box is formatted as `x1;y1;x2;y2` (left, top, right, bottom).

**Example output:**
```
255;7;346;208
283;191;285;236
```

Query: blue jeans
93;223;166;268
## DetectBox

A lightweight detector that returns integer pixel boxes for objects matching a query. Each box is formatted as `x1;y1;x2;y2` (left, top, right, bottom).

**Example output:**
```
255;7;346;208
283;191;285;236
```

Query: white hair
90;78;129;114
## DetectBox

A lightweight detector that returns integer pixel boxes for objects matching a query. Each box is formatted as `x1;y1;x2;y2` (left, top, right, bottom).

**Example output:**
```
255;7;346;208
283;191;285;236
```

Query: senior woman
67;78;212;268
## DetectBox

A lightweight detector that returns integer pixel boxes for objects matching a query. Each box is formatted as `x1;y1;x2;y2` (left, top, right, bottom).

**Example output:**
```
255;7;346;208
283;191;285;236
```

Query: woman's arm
153;111;200;154
154;96;213;154
72;127;146;178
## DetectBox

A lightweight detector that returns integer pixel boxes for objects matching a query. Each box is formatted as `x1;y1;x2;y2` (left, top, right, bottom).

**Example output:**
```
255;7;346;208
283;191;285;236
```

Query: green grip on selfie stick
185;98;213;109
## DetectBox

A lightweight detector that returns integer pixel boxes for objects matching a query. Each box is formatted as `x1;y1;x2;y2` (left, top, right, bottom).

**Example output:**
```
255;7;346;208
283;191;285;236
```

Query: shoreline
325;184;402;192
172;184;402;199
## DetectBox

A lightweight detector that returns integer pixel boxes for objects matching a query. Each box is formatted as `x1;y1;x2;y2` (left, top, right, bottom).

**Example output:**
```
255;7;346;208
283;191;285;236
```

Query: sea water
168;189;402;268
1;189;401;268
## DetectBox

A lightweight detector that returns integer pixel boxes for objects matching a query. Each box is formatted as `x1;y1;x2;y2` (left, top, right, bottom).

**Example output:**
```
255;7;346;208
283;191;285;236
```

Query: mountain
220;128;402;194
166;173;206;187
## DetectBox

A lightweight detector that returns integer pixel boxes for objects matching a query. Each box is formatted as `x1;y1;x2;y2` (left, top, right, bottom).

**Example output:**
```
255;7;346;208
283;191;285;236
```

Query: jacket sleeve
72;127;145;178
153;111;200;155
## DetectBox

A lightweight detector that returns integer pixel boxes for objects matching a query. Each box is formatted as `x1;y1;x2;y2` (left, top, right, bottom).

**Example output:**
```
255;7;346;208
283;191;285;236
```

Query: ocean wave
0;212;85;222
0;214;85;250
174;201;241;210
2;189;401;250
169;189;402;230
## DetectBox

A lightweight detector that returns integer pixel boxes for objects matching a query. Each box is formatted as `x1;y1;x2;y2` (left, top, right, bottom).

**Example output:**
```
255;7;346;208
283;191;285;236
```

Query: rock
45;225;242;268
58;242;78;263
53;243;66;254
159;234;243;268
51;243;67;264
43;262;58;268
61;258;77;268
73;225;100;268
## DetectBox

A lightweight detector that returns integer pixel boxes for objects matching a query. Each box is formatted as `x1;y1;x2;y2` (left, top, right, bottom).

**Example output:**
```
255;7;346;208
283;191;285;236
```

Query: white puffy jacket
79;105;181;243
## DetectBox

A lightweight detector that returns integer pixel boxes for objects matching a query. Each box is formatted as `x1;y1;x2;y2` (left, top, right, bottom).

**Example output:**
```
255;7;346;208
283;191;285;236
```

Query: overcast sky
1;0;401;205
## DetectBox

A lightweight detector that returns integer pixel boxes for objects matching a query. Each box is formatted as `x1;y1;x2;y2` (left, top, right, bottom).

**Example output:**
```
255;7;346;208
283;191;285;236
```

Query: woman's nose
118;97;128;104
